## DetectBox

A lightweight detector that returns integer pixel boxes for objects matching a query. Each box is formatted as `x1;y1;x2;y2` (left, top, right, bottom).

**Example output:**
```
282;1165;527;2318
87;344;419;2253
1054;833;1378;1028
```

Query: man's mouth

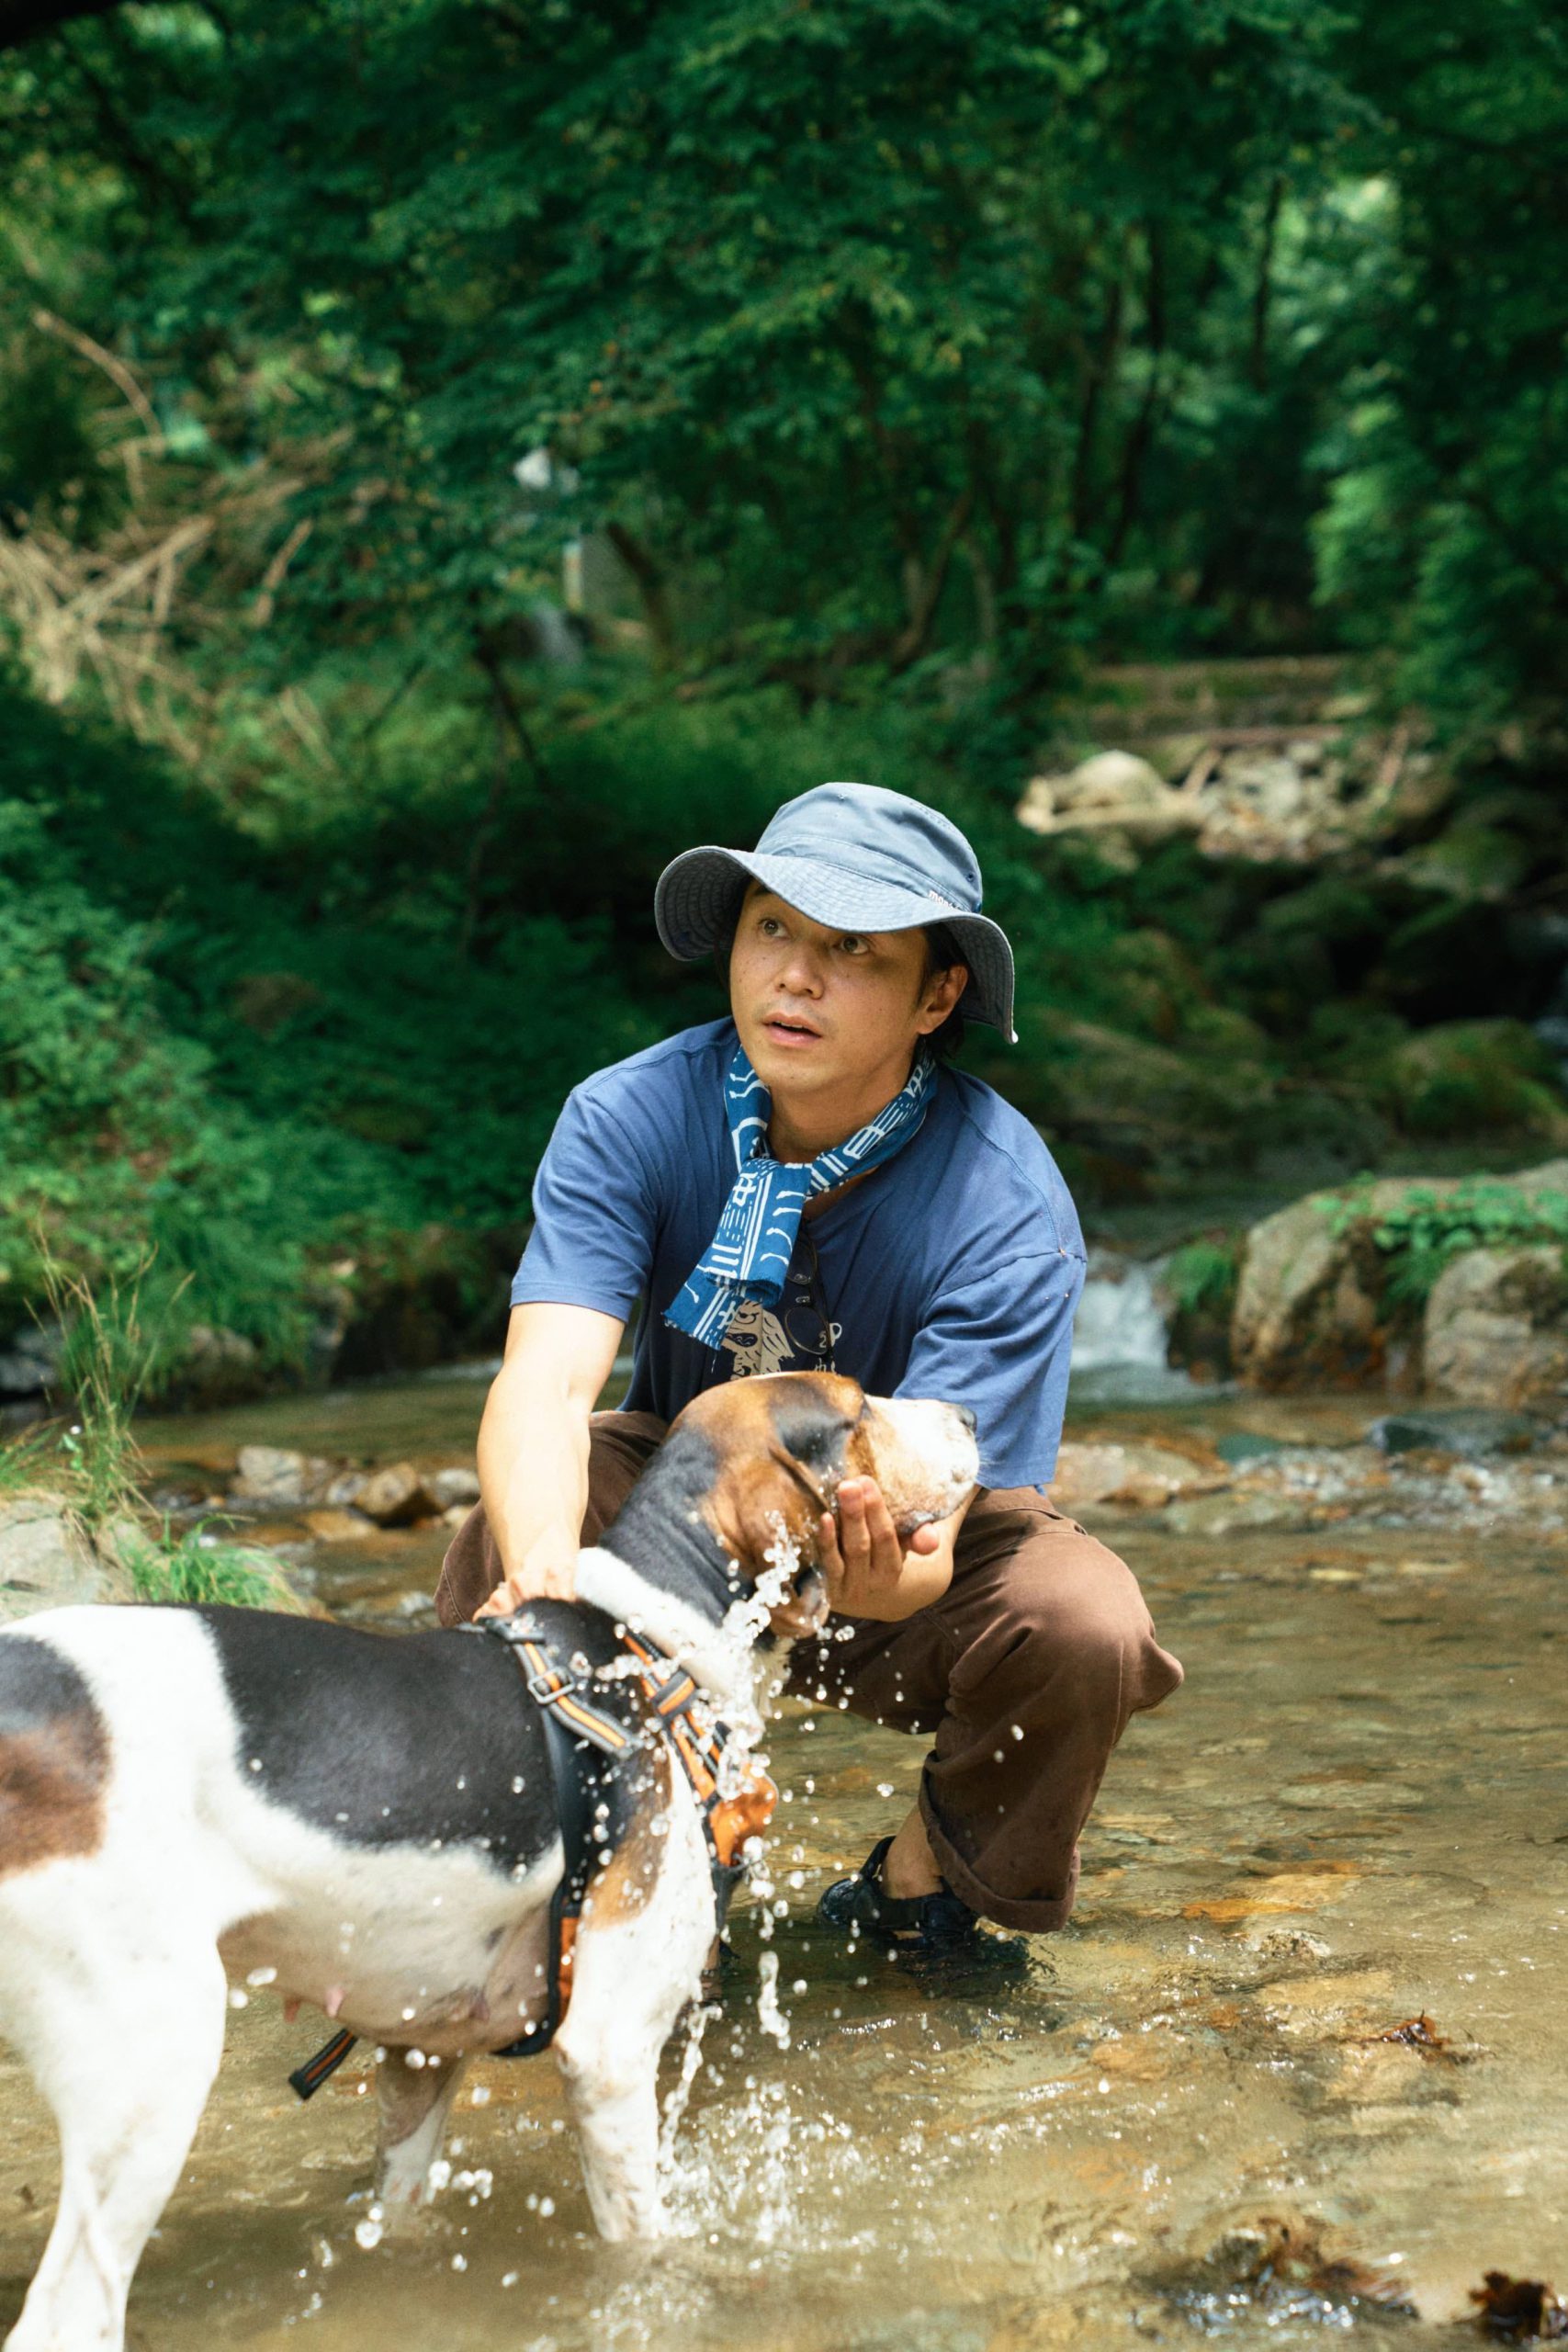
760;1012;822;1046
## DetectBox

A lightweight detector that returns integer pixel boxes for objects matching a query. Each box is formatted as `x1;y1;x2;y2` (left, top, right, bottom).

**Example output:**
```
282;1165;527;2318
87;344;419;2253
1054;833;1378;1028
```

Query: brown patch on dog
582;1740;674;1926
0;1701;109;1879
683;1371;866;1573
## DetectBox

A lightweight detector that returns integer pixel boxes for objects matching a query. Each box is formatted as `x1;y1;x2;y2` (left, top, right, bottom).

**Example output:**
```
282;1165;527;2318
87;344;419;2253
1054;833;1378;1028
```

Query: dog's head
672;1371;979;1634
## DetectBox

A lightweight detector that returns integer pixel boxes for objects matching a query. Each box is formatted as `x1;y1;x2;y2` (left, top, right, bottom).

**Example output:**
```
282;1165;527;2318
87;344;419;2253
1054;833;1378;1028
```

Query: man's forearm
474;1304;624;1608
477;1358;591;1598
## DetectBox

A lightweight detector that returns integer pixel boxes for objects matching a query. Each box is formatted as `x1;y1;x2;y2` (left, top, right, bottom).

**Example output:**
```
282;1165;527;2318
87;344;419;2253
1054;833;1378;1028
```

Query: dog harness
288;1606;776;2100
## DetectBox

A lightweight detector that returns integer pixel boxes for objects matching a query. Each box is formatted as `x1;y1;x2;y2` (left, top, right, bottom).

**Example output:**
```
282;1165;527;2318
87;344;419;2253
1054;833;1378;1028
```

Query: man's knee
975;1537;1182;1718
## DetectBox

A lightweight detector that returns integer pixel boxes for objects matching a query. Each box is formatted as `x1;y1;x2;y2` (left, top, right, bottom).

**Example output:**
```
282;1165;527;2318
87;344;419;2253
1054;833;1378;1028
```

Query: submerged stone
1368;1407;1541;1457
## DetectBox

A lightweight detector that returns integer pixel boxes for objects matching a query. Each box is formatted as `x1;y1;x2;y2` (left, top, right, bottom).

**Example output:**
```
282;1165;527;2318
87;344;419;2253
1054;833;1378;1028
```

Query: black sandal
817;1835;979;1949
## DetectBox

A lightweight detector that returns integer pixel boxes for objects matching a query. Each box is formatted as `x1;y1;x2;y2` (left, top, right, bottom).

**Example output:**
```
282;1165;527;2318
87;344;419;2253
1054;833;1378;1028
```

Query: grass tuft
119;1521;305;1611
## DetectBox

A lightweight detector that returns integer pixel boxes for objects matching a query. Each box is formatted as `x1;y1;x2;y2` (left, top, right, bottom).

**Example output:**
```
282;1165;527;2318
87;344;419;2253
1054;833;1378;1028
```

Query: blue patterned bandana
665;1043;938;1349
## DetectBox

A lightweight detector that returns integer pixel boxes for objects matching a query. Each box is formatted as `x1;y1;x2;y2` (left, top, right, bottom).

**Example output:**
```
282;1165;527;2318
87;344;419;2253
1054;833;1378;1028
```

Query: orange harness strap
489;1616;777;2055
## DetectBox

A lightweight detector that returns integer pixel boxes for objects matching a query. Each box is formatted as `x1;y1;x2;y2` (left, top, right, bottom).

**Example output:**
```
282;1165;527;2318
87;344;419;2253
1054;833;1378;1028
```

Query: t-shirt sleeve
510;1085;657;1323
896;1250;1084;1491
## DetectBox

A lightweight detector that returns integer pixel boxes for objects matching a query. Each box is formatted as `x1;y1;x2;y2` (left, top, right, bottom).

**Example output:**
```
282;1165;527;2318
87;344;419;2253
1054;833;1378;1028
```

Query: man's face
728;885;965;1098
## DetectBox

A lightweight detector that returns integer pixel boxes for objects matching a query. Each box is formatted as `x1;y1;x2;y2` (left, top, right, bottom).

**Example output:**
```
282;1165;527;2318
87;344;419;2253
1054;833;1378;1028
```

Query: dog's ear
708;1451;826;1581
690;1372;865;1599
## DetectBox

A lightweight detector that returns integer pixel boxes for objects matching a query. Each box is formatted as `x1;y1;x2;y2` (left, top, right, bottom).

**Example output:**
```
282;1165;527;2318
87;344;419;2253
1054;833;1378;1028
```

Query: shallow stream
2;1373;1564;2349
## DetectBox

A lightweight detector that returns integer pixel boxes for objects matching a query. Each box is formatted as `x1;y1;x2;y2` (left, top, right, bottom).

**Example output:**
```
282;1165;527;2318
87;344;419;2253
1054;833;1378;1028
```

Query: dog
0;1371;977;2352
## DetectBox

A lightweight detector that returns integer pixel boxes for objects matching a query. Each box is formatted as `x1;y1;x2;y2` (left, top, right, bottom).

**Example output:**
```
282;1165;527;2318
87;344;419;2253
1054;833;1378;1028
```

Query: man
436;781;1181;1951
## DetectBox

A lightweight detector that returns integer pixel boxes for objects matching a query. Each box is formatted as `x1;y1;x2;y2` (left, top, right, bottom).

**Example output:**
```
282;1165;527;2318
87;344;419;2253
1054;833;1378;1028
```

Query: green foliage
2;0;1567;1351
1329;1178;1568;1305
1165;1239;1241;1319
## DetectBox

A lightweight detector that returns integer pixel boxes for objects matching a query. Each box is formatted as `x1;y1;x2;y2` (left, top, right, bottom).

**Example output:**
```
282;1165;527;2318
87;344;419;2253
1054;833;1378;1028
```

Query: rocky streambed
4;1363;1567;2352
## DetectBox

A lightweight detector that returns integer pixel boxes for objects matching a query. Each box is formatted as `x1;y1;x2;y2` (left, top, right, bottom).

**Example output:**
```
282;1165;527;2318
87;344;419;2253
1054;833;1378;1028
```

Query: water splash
756;1948;792;2051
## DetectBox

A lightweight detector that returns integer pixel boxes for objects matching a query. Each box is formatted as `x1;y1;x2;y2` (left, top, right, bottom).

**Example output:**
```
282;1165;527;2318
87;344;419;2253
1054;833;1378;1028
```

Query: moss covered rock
1423;1246;1568;1406
1232;1159;1568;1392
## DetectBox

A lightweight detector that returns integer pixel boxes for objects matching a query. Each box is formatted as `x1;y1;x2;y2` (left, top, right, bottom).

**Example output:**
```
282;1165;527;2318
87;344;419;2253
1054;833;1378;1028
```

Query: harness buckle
525;1664;574;1707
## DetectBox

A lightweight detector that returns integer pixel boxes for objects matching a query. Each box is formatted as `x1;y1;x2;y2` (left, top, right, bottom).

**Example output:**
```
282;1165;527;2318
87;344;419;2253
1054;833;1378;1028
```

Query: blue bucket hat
654;780;1016;1041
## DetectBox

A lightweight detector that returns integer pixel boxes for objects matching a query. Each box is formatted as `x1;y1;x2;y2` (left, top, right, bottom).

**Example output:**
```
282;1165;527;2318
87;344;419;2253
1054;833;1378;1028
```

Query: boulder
353;1462;438;1526
1051;1439;1229;1511
178;1323;264;1405
1016;751;1201;849
231;1446;333;1508
1230;1190;1389;1389
1233;1159;1568;1392
1422;1247;1568;1407
431;1465;481;1510
0;1500;124;1622
0;1321;63;1399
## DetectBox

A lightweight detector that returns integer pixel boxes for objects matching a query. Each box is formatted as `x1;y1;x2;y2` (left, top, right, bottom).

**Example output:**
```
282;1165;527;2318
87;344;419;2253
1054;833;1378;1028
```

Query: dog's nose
956;1404;976;1433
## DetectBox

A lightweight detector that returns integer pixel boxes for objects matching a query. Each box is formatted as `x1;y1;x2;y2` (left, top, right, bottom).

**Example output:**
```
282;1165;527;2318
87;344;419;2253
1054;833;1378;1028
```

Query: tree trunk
603;523;677;663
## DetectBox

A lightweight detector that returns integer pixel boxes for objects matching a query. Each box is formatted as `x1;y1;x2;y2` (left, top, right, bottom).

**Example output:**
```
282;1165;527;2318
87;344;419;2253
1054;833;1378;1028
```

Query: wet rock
231;1445;333;1508
179;1323;264;1404
1369;1407;1540;1457
353;1462;438;1526
1242;1922;1332;1962
0;1500;123;1621
1371;1019;1568;1144
1008;1011;1277;1174
1423;1248;1568;1408
1051;1439;1229;1510
431;1465;480;1510
1232;1159;1568;1391
302;1507;377;1544
0;1321;63;1398
324;1469;367;1508
1156;2215;1417;2329
1231;1190;1387;1387
1165;1489;1309;1536
1214;1430;1287;1464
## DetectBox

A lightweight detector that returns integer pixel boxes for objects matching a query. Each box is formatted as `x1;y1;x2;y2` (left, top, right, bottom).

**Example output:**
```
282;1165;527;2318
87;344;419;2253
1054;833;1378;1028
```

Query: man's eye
839;934;867;955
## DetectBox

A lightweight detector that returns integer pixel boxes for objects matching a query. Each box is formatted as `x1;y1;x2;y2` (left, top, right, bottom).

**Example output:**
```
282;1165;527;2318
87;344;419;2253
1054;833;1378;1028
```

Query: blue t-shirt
512;1019;1086;1490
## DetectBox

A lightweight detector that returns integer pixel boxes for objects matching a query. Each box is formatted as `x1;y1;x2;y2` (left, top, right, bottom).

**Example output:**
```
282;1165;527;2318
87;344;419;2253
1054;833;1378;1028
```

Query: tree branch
1250;176;1285;392
889;486;975;671
603;521;676;662
1106;220;1168;568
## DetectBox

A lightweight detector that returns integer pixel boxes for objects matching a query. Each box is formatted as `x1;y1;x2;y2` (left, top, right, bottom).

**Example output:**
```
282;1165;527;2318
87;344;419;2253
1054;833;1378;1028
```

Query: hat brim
655;845;1017;1041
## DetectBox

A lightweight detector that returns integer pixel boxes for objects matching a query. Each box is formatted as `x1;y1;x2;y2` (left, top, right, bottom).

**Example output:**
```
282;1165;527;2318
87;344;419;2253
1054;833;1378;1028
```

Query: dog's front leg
554;1771;716;2240
372;2049;469;2223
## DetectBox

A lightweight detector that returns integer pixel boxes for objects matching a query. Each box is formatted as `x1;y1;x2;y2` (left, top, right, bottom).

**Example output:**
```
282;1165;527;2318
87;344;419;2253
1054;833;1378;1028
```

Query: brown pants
434;1412;1183;1934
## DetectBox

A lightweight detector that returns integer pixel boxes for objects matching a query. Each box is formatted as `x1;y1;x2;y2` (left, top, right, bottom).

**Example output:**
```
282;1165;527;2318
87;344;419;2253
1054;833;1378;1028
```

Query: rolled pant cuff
919;1784;1079;1936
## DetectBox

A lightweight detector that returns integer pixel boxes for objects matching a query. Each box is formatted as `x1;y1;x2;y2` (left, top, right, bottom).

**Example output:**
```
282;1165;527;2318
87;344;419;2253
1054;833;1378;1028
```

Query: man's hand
816;1476;958;1623
476;1534;579;1619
